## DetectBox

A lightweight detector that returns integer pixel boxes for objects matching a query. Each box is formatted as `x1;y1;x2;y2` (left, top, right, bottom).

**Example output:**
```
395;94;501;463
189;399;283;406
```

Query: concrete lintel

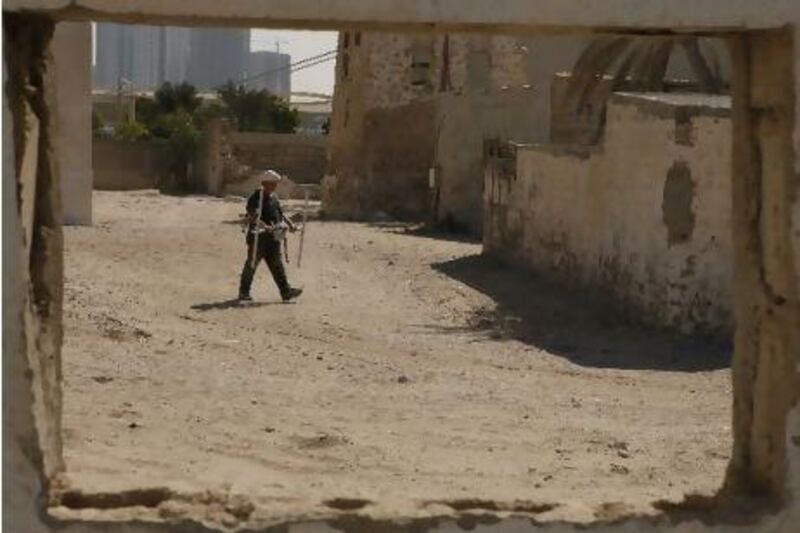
3;0;800;33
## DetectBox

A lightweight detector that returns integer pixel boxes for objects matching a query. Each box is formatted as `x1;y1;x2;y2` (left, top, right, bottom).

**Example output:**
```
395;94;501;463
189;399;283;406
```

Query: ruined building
322;31;534;222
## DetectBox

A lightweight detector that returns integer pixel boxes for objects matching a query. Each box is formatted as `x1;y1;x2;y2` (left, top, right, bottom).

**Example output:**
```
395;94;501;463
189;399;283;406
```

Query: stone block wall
228;132;327;185
92;138;171;190
485;92;734;335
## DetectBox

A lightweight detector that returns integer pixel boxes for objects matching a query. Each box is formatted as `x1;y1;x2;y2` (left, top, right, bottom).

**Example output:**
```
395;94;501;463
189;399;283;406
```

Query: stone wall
228;131;327;185
92;138;170;190
324;32;441;219
485;93;734;335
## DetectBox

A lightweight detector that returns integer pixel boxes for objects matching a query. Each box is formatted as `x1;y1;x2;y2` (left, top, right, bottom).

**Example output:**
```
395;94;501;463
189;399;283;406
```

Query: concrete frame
3;1;799;532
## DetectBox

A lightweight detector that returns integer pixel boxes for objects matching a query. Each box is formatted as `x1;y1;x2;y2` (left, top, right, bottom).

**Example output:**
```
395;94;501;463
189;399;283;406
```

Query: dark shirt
246;189;284;226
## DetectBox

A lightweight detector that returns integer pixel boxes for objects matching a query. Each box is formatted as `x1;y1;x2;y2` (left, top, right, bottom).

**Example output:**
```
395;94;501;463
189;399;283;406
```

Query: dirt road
59;190;732;527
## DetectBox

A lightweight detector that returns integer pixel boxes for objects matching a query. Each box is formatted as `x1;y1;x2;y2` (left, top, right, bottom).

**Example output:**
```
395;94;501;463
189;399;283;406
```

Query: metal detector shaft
250;189;264;269
297;187;309;268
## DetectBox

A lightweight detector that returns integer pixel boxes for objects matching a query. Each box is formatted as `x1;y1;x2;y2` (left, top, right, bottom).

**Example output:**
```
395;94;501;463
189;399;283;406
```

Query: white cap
258;169;283;183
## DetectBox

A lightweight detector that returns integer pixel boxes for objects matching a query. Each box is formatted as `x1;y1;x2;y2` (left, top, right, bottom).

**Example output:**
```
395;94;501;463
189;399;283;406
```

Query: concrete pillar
53;22;92;225
726;27;800;500
197;118;226;196
3;14;64;532
793;26;800;304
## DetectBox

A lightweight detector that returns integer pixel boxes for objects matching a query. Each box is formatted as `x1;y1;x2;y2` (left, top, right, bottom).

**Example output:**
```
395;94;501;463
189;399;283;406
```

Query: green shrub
92;111;104;133
152;109;201;192
114;120;150;142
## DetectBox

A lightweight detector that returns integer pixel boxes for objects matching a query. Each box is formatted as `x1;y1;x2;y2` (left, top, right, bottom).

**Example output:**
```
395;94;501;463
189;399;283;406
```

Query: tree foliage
114;119;150;142
217;81;299;133
92;111;105;134
154;82;202;115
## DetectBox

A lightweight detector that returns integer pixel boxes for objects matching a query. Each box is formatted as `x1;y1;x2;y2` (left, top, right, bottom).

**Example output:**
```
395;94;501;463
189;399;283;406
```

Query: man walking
238;170;303;302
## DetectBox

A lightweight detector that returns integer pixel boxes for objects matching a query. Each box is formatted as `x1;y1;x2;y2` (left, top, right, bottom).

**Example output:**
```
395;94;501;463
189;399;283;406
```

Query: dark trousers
239;236;290;298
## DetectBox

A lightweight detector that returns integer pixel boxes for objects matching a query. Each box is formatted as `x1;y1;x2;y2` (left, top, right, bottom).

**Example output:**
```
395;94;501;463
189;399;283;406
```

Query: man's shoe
282;288;303;302
238;293;253;301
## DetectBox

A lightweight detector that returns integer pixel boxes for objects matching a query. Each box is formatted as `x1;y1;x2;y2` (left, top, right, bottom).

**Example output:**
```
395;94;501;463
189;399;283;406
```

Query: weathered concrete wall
229;131;327;185
52;21;92;225
485;93;734;335
92;138;170;190
6;0;800;33
725;29;800;500
3;13;65;532
433;88;540;234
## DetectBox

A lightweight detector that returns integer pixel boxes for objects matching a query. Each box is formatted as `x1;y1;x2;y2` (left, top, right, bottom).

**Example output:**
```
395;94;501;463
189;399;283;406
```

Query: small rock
316;356;323;361
610;464;630;475
264;427;276;433
397;375;409;384
128;422;140;429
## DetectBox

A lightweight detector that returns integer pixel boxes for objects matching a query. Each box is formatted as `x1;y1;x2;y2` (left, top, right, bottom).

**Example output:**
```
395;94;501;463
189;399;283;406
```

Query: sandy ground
59;190;733;527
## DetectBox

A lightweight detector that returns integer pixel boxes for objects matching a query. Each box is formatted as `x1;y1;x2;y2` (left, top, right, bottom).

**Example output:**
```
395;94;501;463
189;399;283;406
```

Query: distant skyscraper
186;28;251;89
159;27;192;84
94;23;191;90
93;24;292;95
246;51;291;96
94;23;124;89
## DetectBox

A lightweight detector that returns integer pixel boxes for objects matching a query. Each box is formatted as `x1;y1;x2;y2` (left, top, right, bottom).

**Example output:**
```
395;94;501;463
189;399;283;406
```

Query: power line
243;49;337;83
239;48;337;84
285;55;336;75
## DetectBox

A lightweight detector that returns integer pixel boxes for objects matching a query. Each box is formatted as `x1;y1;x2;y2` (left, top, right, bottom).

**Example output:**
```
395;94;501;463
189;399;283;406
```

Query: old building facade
322;31;530;220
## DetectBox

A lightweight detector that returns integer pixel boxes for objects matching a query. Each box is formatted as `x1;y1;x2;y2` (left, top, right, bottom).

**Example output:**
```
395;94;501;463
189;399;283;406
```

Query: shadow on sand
367;221;481;244
190;299;286;312
430;254;731;372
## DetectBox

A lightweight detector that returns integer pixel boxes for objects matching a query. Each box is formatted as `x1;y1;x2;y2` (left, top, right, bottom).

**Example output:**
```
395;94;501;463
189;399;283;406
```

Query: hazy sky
251;30;337;95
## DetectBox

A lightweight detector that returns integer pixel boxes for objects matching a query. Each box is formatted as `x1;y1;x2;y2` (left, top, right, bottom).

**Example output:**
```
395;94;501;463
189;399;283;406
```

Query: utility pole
116;77;135;123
